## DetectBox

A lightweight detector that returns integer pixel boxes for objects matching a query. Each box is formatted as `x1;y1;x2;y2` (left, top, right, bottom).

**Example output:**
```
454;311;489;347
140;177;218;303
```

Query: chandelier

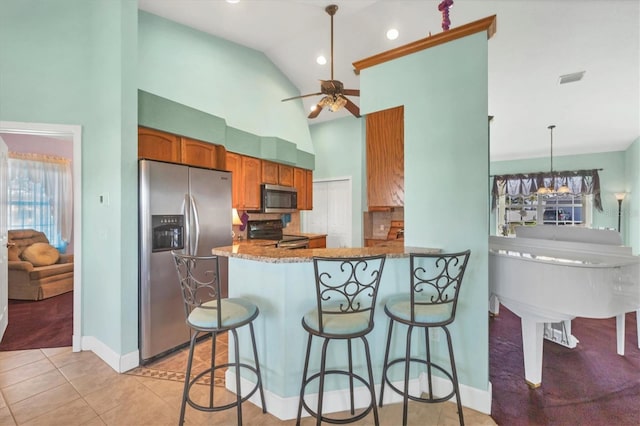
537;125;571;194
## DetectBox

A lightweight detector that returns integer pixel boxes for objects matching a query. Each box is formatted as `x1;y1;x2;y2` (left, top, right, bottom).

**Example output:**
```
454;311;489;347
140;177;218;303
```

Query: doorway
302;177;353;248
0;121;82;352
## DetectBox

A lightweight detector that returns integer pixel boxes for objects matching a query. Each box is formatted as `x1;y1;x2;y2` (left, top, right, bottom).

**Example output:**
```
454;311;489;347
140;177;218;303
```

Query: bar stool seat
296;255;386;426
379;250;471;426
171;251;266;426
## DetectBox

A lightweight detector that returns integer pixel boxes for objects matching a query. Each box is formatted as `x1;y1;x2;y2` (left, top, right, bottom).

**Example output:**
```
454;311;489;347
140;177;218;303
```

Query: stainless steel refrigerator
138;159;232;364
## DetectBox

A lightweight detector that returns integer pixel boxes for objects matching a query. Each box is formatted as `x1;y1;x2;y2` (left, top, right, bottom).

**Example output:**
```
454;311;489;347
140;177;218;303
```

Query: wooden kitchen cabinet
181;137;226;170
307;236;326;249
278;164;294;187
261;160;279;184
366;105;404;209
242;156;262;211
226;152;261;210
138;126;226;170
138;127;181;163
293;167;313;210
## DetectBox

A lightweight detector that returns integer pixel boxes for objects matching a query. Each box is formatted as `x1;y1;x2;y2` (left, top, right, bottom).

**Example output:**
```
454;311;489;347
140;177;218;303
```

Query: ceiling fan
281;4;360;119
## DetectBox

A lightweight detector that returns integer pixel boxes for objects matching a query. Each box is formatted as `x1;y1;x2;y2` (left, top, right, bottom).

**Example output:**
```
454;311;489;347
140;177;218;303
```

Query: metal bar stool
171;251;266;426
296;255;386;426
379;250;471;426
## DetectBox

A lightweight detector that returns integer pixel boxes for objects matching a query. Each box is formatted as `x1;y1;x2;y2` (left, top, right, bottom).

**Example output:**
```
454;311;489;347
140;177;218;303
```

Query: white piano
489;225;640;388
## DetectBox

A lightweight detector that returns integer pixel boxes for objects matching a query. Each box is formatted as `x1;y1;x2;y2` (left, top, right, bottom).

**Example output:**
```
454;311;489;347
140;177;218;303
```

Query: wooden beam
353;15;497;75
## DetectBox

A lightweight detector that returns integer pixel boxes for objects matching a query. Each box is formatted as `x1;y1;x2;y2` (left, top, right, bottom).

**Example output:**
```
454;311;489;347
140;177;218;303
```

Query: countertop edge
212;244;440;263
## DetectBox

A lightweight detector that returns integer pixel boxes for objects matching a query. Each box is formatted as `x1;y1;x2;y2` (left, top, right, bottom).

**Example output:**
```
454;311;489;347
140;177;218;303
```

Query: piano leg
616;313;625;355
489;295;500;316
521;318;544;389
637;310;640;349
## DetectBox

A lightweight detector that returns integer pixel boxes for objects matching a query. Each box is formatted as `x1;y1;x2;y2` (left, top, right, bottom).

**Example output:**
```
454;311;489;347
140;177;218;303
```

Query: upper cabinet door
225;152;243;209
261;160;279;185
278;164;294;187
242;156;262;211
366;106;404;208
138;127;181;163
181;137;216;169
293;167;313;211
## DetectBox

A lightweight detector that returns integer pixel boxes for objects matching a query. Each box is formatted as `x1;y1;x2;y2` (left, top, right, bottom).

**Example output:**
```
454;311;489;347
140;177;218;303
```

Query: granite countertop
287;233;327;239
212;240;440;263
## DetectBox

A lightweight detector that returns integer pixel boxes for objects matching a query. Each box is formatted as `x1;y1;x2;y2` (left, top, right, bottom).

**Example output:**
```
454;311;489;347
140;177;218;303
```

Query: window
492;169;602;237
497;193;591;236
7;153;72;251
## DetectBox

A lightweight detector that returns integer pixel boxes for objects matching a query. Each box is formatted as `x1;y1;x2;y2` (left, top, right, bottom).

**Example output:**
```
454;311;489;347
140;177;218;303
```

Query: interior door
302;178;352;248
0;136;8;341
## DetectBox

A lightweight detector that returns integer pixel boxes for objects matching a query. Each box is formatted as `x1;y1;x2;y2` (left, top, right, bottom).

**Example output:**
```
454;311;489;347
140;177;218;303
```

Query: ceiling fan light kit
281;4;360;119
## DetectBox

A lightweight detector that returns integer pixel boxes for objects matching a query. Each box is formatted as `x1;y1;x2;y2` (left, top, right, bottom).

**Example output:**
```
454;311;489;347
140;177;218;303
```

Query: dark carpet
0;291;73;351
490;307;640;425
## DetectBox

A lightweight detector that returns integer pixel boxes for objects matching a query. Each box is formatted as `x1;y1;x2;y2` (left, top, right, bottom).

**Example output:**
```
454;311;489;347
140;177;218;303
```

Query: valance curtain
7;152;73;251
491;169;602;212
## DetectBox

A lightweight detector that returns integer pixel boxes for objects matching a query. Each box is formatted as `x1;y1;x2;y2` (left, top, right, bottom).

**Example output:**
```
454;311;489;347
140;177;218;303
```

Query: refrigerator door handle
190;195;200;254
183;194;191;254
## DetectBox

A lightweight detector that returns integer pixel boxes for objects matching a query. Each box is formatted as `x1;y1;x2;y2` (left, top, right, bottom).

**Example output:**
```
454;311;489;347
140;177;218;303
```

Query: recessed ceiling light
316;55;327;65
386;28;399;40
226;0;240;4
559;71;586;84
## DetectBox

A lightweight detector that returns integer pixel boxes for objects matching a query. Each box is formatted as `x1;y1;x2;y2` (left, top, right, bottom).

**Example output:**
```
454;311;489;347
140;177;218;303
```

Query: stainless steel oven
247;219;309;249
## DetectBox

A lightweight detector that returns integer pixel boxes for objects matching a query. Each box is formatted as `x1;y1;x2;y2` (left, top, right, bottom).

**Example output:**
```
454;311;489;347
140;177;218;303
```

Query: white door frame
303;176;353;248
0;121;82;352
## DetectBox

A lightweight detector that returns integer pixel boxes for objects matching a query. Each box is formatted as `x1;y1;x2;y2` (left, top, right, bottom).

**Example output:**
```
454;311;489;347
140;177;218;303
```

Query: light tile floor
0;345;496;425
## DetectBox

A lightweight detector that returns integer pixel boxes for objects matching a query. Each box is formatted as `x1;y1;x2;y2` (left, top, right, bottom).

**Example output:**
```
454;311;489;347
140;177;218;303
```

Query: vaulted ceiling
138;0;640;162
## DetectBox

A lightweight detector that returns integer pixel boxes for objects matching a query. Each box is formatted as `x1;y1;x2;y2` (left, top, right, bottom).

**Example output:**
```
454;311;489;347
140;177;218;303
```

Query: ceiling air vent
559;71;585;85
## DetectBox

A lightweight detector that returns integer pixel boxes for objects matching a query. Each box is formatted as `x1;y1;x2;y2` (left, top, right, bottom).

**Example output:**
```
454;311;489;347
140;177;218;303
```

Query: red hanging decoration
438;0;454;31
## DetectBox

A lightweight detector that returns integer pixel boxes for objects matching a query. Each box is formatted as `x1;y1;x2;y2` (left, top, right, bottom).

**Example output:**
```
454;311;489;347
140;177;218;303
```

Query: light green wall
0;0;139;354
490;150;628;242
358;33;490;392
626;137;640;254
138;11;314;156
309;117;366;245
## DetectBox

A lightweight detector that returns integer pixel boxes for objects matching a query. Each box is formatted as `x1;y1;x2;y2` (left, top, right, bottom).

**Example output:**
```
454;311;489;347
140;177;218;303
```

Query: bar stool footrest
186;363;262;413
300;370;375;424
382;357;456;404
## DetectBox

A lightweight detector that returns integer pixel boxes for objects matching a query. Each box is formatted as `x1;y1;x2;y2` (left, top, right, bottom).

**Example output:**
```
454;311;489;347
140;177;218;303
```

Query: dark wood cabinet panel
366;106;404;208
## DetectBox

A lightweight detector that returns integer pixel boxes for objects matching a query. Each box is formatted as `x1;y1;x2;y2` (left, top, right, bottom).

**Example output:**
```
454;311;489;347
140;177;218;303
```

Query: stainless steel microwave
261;184;297;213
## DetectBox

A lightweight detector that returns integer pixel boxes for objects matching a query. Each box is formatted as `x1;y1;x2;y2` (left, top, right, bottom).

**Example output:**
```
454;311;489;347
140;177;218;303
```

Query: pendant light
538;124;571;194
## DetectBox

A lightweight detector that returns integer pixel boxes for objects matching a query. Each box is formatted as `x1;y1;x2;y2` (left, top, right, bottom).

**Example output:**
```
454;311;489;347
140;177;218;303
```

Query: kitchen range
246;219;309;249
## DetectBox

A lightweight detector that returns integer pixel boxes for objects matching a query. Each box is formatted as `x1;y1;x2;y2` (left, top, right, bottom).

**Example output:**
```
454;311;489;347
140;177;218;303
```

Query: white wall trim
80;335;139;373
225;371;492;420
0;121;83;353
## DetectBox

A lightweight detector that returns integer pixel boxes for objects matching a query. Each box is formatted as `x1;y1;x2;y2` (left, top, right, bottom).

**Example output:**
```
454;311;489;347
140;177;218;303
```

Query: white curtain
7;152;73;251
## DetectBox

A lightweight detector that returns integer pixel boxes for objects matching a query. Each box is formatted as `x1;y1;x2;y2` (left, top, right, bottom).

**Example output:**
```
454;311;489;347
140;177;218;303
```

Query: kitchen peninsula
212;242;439;420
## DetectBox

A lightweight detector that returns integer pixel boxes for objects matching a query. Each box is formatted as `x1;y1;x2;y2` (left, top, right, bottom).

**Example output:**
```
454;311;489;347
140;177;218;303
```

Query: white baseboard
80;335;139;373
225;370;492;420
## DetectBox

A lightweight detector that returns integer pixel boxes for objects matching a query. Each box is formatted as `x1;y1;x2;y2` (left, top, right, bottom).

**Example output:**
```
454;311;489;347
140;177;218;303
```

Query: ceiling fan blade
281;92;323;102
343;97;360;118
308;103;323;119
342;89;360;97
